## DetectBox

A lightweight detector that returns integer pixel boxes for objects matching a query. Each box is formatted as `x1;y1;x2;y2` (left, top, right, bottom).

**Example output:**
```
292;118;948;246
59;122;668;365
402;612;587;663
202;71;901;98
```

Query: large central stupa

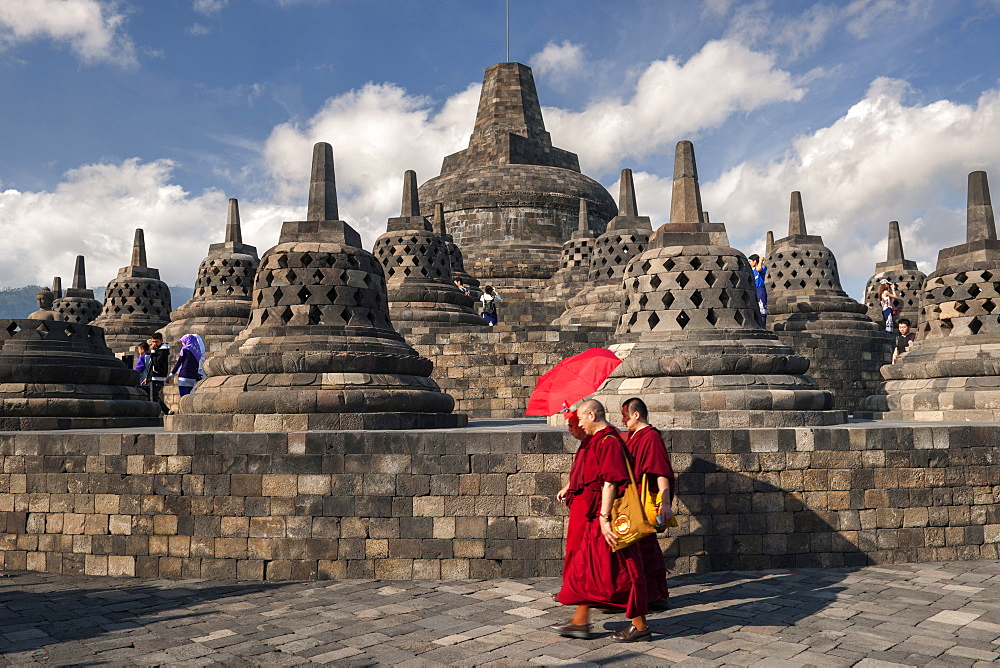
417;62;617;295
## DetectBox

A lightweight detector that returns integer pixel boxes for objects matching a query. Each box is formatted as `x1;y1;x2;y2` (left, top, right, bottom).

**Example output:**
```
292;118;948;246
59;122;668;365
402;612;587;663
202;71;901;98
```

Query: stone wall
0;423;997;581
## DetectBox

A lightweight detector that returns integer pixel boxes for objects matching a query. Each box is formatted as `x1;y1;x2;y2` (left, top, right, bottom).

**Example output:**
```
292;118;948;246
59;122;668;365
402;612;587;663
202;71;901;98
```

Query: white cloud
699;77;1000;297
530;41;585;82
193;0;227;15
186;23;210;36
0;159;298;290
541;39;804;175
0;0;137;66
261;81;480;249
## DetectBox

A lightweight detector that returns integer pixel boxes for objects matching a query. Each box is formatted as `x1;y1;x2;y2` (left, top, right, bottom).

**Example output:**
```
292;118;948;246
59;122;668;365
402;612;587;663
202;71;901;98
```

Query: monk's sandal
610;625;652;642
550;621;592;639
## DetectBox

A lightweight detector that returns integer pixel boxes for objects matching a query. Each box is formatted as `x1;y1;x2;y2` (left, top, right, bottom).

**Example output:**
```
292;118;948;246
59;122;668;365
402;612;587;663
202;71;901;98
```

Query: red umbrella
525;348;623;416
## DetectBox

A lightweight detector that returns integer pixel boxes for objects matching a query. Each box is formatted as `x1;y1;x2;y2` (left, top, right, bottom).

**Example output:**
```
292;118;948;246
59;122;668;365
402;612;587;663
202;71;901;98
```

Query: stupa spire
226;198;243;244
131;229;147;268
401;170;420;217
578;198;588;231
433;203;447;236
766;230;774;255
618;169;638;217
886;221;904;264
669;141;704;224
307;142;338;221
51;277;62;299
789;191;808;236
72;255;87;289
967;170;996;243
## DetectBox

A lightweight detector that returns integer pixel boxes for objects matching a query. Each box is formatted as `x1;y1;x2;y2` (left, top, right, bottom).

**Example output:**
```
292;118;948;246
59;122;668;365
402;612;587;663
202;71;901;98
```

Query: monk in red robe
621;397;675;610
553;399;650;642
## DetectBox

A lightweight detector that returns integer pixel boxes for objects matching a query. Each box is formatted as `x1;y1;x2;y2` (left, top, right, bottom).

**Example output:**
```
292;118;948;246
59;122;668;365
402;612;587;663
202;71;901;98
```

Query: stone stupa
53;255;103;324
162;198;260;354
593;141;844;428
167;142;465;432
547;199;598;303
372;171;485;334
433;203;481;299
0;299;161;430
51;277;62;299
863;220;927;327
556;169;652;328
764;192;892;412
417;62;616;299
92;230;172;355
873;171;1000;420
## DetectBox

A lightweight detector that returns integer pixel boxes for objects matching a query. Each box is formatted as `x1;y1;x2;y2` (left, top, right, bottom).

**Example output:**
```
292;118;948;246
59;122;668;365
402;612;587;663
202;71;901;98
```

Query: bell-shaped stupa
433;203;481;299
0;317;161;430
556;169;652;328
547;199;598;303
167;143;465;432
863;220;927;326
372;171;485;333
53;256;103;324
874;171;1000;420
417;62;616;298
593;141;844;428
763;192;891;411
92;230;172;354
162;198;260;354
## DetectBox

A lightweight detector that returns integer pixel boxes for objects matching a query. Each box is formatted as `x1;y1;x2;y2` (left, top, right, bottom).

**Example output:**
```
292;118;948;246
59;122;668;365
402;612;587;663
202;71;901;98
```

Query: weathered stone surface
764;191;892;412
556;169;651;329
91;230;172;355
372;171;486;334
1;422;998;580
0;319;160;430
863;220;928;332
594;142;844;427
168;143;465;432
53;256;103;325
546;198;597;303
417;62;616;290
162;199;260;355
875;170;1000;420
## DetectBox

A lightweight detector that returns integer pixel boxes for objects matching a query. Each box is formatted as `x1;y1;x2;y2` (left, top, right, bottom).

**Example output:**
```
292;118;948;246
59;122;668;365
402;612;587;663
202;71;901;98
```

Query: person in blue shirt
748;254;767;324
134;342;151;391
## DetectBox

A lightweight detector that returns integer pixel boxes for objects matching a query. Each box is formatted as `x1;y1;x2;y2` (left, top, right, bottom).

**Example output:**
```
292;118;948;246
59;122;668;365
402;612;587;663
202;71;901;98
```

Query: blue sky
2;0;1000;300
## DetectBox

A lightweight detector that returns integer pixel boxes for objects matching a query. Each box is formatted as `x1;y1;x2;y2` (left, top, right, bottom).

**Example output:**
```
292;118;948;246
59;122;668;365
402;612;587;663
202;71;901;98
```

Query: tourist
552;399;649;642
454;278;470;296
893;318;916;362
878;280;898;333
168;334;205;397
148;332;172;414
621;397;675;611
134;342;152;391
480;285;501;326
748;254;767;323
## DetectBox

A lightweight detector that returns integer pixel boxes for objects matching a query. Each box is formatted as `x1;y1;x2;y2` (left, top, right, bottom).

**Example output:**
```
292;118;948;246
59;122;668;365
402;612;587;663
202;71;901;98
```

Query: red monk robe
626;424;675;605
557;425;647;619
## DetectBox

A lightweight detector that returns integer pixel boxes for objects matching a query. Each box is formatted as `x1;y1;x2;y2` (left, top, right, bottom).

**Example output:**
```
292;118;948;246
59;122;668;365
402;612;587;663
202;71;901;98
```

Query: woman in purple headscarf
168;334;205;397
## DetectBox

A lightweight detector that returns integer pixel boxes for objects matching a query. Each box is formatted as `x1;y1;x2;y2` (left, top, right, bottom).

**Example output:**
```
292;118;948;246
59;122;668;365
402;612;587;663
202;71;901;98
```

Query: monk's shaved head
622;397;648;422
578;399;605;423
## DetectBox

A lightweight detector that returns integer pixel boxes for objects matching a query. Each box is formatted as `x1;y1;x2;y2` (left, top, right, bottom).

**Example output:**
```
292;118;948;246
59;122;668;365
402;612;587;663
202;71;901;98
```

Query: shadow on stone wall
0;573;292;655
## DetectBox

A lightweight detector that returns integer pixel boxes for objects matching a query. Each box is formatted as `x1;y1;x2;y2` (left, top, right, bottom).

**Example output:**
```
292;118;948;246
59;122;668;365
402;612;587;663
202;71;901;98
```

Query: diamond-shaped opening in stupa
969;284;982;298
647;312;660;329
676;272;689;289
706;308;717;326
675;311;690;329
650;275;662;290
691;291;703;307
969;316;983;335
705;272;716;286
690;257;702;270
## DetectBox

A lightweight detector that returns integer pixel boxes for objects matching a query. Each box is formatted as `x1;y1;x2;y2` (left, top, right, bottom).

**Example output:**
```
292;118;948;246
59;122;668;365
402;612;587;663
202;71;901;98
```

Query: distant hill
0;285;194;319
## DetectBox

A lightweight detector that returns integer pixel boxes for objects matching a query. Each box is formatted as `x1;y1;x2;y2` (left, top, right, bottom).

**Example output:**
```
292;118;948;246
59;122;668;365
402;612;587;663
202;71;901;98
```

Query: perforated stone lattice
373;233;452;284
918;267;1000;338
192;256;257;300
588;232;649;283
864;270;925;324
767;248;840;294
100;278;171;320
619;250;761;333
248;248;392;331
560;237;595;268
53;298;103;324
